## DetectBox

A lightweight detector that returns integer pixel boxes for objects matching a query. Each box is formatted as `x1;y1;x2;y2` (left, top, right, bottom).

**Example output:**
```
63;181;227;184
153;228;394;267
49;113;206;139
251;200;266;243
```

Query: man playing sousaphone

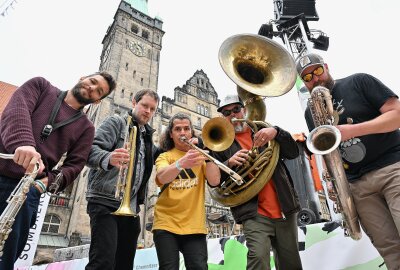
209;95;303;270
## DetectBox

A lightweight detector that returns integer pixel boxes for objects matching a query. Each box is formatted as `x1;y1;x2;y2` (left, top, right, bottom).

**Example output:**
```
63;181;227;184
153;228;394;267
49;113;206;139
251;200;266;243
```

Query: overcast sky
0;0;399;134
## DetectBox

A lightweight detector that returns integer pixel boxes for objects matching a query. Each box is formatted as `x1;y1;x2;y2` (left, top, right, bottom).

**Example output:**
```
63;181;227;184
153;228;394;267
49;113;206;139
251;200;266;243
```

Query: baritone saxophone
0;153;40;256
306;86;362;240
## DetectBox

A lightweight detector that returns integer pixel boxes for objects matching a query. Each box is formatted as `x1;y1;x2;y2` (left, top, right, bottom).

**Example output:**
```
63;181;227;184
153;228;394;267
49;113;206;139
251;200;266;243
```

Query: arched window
131;24;139;34
41;214;61;234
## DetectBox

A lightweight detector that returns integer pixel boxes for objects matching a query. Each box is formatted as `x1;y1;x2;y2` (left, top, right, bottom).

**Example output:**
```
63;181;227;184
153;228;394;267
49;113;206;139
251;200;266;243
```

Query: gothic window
197;104;201;113
133;70;136;78
41;214;61;234
142;30;149;40
201;105;205;115
147;49;151;60
121;89;125;98
197;78;200;85
155;34;159;43
140;78;144;86
197;117;201;127
131;24;139;34
205;107;209;116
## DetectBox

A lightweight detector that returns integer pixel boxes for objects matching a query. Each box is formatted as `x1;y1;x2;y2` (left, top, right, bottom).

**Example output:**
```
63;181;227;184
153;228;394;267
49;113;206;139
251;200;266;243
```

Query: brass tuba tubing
180;137;243;186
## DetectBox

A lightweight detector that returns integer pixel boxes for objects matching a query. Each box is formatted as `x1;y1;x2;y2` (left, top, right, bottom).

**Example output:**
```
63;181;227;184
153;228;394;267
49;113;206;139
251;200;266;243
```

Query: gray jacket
86;114;159;210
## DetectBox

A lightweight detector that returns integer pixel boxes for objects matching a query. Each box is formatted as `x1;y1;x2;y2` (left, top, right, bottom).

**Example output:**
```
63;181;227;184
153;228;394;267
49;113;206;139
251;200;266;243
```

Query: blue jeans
0;175;41;270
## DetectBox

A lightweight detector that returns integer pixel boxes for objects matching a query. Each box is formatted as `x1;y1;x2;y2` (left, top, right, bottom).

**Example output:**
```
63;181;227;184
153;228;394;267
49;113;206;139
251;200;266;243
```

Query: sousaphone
208;34;296;207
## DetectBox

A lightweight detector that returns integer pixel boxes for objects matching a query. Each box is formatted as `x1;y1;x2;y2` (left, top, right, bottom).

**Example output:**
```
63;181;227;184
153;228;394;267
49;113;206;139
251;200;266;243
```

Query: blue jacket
86;114;159;210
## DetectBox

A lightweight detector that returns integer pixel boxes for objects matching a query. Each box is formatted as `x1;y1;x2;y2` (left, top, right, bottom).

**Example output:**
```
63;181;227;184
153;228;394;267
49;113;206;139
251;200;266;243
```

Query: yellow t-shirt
153;148;207;235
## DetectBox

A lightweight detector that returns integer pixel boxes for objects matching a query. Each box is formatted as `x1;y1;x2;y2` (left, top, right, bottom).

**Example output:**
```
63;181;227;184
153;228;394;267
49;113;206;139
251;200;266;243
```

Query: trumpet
112;115;137;217
179;137;243;186
0;154;40;256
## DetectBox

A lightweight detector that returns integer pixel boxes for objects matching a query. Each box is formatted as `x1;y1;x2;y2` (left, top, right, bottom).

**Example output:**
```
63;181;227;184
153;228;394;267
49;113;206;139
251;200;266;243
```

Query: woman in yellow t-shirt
152;113;221;270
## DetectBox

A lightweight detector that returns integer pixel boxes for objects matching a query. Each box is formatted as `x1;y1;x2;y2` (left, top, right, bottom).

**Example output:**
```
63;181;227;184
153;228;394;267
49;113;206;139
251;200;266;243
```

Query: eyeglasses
302;66;324;82
221;105;242;117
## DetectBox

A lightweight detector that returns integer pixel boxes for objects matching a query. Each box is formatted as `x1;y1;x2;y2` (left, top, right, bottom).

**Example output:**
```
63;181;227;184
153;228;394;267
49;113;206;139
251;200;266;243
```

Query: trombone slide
180;137;243;186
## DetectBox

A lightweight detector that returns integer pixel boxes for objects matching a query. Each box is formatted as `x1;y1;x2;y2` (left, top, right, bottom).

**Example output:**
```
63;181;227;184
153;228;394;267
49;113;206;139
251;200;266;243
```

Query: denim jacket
86;114;159;210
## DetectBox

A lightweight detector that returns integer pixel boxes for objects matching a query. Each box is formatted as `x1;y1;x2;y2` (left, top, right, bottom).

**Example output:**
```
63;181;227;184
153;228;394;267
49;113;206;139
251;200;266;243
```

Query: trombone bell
202;117;235;152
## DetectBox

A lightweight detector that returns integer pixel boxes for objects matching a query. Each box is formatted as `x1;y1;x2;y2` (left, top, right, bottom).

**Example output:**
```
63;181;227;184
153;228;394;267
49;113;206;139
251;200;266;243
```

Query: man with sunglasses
296;52;400;269
210;95;303;270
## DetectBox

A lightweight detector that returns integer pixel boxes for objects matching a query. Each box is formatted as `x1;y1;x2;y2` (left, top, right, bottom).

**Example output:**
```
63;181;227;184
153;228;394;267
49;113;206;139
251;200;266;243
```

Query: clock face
127;40;145;57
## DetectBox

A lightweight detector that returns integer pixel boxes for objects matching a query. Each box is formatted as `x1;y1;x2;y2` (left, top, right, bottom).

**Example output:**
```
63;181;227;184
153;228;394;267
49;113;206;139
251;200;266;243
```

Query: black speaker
274;0;319;23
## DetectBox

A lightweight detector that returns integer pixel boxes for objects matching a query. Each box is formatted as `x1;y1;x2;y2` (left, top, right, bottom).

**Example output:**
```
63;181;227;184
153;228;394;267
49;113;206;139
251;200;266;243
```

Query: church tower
91;0;164;125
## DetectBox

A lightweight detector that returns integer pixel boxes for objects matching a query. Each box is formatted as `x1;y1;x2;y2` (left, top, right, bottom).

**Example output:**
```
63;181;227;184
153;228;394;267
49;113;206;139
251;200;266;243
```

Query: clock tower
93;0;164;125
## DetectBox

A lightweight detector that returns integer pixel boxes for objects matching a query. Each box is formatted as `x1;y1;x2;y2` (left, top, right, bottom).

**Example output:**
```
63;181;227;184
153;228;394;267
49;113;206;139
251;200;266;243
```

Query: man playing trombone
152;112;221;270
85;89;160;270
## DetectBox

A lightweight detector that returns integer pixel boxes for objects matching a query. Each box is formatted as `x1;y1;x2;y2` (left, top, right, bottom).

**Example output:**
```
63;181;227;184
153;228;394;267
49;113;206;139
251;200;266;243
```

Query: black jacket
211;125;300;223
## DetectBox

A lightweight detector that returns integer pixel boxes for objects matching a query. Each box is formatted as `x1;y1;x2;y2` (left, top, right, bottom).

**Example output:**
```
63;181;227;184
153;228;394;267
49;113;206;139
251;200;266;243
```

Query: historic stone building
35;0;236;263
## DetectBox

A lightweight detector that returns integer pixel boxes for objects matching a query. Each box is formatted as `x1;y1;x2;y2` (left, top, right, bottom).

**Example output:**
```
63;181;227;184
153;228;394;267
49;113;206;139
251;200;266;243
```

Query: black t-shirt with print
305;73;400;181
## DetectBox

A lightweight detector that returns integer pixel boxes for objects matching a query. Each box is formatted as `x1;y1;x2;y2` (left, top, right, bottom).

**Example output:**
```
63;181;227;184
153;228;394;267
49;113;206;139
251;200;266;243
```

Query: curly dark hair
159;112;194;151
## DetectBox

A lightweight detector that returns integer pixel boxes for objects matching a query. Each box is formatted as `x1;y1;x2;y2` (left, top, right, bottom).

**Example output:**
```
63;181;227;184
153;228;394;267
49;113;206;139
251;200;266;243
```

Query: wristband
175;160;183;171
35;179;47;193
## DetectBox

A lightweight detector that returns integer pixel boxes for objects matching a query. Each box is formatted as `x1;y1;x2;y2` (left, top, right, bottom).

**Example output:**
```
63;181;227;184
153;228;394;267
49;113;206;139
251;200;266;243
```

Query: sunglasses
221;105;242;117
302;66;324;82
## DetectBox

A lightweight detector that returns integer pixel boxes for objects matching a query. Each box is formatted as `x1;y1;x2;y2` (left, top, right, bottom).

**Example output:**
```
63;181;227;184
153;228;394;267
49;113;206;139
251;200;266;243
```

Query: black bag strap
158;183;170;196
41;91;83;141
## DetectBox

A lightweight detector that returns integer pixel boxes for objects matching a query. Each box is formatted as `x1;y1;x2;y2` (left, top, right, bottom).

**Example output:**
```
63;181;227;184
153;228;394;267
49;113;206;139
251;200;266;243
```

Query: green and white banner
15;222;386;270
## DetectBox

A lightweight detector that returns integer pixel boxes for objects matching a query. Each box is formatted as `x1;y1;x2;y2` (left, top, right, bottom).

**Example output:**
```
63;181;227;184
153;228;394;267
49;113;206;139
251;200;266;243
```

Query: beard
316;74;335;91
234;122;245;133
131;110;147;126
324;74;335;90
71;82;95;106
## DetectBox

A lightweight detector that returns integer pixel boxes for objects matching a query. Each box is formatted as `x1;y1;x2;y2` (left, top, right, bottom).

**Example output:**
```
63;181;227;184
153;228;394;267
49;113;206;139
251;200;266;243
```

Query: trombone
179;118;243;186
